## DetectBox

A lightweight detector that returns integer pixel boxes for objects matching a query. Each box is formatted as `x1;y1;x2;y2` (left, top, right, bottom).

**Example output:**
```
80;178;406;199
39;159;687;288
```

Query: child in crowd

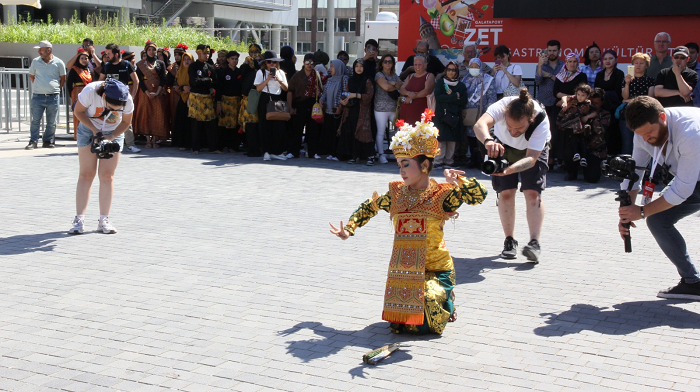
557;83;594;167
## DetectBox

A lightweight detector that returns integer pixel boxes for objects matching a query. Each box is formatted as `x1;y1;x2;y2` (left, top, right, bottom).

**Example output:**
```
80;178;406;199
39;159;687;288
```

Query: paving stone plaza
1;133;699;391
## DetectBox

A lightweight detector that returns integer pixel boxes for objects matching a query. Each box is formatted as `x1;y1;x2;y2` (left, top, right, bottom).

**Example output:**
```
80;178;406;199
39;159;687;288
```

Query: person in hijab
280;45;297;80
172;52;193;150
134;40;168;148
159;47;178;139
337;59;375;165
66;48;93;140
433;61;467;169
319;59;348;160
460;58;497;168
553;53;588;163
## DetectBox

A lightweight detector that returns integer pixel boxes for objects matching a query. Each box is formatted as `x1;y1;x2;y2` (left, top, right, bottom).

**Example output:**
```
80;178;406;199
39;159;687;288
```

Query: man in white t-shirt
473;90;551;263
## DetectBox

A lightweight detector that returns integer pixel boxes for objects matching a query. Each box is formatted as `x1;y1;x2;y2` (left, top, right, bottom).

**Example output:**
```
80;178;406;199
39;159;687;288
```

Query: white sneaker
126;145;141;153
327;155;339;161
285;153;295;159
271;154;287;160
314;154;322;159
263;152;271;161
378;154;388;164
68;216;84;235
97;217;117;234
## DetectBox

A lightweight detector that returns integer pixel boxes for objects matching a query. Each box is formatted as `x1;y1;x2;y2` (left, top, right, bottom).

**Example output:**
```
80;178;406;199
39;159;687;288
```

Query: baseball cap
104;79;129;102
33;40;52;49
673;46;690;58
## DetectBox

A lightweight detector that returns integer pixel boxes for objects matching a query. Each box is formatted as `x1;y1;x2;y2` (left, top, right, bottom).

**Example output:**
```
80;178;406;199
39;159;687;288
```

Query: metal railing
0;67;72;136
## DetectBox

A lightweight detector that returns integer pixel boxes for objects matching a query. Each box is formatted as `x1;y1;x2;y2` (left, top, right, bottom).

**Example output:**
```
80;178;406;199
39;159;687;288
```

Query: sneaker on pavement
573;153;581;161
348;158;356;164
285;153;295;159
327;155;339;161
378;154;388;164
580;158;588;167
366;158;375;166
25;141;38;150
314;154;322;159
522;239;541;263
97;217;117;234
68;216;84;235
657;279;700;300
271;154;287;160
42;142;55;148
501;236;518;259
263;152;271;161
126;145;141;153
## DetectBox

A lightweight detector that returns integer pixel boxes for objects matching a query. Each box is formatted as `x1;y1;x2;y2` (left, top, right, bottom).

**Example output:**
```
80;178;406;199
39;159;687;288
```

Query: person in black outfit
287;53;322;158
280;45;297;80
254;50;290;161
594;49;625;155
240;45;262;157
399;40;445;80
216;51;243;152
188;44;220;154
553;53;588;162
654;46;699;108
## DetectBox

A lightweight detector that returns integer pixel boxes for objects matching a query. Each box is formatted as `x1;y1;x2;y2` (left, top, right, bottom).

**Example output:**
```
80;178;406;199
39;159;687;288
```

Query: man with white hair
27;40;66;150
456;42;493;80
647;32;673;79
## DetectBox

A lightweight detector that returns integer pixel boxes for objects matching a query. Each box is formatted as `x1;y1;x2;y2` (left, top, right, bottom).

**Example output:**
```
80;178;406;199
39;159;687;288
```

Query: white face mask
468;68;481;76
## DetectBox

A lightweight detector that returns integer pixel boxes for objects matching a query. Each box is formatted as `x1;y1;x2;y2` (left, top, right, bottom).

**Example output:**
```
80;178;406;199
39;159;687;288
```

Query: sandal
144;143;152;148
152;142;160;149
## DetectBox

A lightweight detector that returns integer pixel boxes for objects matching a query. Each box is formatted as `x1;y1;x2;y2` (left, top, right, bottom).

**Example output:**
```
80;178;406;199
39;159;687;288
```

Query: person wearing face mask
580;42;603;88
456;42;493;80
66;48;93;141
69;79;134;235
330;109;487;334
460;58;497;169
134;40;168;148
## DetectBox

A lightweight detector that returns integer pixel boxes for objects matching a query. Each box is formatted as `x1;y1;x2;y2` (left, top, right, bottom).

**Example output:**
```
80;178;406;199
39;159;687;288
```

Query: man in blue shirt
619;96;700;300
27;40;66;149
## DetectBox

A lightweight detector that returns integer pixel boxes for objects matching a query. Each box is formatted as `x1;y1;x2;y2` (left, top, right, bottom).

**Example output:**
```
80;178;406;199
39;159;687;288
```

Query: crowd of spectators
28;32;699;181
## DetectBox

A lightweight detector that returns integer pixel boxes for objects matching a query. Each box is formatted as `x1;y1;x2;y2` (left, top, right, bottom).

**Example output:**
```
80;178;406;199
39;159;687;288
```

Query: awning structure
0;0;41;9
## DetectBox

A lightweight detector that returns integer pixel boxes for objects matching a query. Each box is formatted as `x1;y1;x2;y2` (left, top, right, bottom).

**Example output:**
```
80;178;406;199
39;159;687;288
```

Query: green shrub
0;12;252;52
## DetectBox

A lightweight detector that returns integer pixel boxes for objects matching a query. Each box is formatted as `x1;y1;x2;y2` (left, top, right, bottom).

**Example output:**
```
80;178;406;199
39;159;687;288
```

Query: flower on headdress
77;48;85;53
421;109;435;122
163;47;169;52
176;43;189;50
395;119;405;128
120;49;125;54
211;49;216;54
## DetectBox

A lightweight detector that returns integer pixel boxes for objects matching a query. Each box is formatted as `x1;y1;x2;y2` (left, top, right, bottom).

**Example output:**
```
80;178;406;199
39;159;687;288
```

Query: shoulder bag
311;72;324;124
502;65;523;97
265;82;291;121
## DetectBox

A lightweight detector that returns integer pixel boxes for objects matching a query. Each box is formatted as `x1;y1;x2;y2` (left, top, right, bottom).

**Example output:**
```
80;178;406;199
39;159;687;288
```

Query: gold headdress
390;109;440;158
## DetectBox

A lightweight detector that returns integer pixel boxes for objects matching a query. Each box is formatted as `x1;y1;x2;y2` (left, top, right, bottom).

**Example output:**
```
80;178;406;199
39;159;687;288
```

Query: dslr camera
601;154;637;181
482;156;509;175
91;134;120;159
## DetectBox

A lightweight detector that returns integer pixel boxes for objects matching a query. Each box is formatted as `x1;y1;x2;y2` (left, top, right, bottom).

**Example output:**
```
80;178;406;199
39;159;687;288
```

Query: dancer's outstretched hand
444;169;465;185
329;221;350;240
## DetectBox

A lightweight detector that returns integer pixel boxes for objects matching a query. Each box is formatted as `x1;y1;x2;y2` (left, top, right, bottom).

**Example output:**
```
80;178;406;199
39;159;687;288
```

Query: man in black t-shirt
99;43;141;152
400;40;445;80
654;46;698;108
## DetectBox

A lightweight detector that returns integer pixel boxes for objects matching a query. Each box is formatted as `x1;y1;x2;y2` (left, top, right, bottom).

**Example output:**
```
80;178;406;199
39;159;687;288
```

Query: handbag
387;89;401;100
246;88;261;114
441;109;459;129
462;77;485;127
265;85;291;121
502;65;523;97
311;72;324;124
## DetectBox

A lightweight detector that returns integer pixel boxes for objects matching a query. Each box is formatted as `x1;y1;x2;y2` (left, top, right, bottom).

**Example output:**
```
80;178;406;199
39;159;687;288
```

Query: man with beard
619;96;700;300
654;46;698;108
535;40;565;167
100;43;141;153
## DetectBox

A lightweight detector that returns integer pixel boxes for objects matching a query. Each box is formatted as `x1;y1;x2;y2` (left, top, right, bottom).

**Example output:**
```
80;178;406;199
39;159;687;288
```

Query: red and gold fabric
218;95;240;129
188;92;216;122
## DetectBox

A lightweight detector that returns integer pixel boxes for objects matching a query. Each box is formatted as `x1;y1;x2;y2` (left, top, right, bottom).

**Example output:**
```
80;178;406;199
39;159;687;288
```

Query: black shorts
492;148;549;193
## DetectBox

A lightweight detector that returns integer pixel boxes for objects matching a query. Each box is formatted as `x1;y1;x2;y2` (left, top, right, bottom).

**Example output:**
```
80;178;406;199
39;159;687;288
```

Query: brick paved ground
1;131;699;391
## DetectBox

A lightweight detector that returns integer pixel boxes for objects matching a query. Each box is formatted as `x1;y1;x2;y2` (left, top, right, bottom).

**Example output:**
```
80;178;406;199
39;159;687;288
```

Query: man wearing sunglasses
654;46;698;108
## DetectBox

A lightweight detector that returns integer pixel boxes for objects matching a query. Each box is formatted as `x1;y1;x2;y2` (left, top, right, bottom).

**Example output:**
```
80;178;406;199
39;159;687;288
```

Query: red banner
399;0;697;65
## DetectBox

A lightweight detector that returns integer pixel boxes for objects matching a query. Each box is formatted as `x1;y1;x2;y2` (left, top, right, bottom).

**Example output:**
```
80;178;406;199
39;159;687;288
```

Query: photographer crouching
69;79;134;234
618;96;700;300
473;89;551;263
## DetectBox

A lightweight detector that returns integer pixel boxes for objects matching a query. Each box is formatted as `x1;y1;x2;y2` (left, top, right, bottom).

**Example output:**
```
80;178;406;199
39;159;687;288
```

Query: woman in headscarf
337;59;375;165
319;59;348;161
66;48;93;140
461;58;497;168
433;61;467;170
280;45;297;80
159;47;177;140
552;53;588;163
172;52;194;150
134;40;168;148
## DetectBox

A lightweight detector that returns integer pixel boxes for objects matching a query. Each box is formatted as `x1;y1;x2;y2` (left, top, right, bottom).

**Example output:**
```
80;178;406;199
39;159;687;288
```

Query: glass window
297;42;311;53
337;18;349;33
317;18;325;32
305;18;312;32
317;42;325;52
349;18;356;32
378;39;398;59
298;18;305;32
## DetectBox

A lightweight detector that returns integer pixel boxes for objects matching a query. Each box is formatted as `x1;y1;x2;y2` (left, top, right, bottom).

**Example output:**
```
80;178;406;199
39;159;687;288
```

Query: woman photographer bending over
69;79;133;234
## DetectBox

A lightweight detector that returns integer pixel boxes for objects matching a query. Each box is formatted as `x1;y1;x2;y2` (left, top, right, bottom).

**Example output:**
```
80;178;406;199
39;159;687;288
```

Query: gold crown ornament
390;109;440;158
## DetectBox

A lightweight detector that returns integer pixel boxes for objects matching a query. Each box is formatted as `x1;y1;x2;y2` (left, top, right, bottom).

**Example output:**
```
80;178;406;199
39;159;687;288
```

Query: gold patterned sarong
188;92;216;122
238;95;258;125
218;95;240;128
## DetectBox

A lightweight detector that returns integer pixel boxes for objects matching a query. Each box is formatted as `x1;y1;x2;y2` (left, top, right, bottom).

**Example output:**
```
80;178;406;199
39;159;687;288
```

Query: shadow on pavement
534;300;700;337
453;256;535;286
0;231;66;255
278;321;432;375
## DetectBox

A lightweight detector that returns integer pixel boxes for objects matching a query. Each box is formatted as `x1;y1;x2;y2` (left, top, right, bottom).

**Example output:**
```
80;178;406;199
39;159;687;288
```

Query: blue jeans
619;119;634;155
30;94;60;143
646;181;700;283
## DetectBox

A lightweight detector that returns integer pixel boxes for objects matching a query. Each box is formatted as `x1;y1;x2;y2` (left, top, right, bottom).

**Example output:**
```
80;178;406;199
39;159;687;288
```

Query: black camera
601;155;637;181
482;157;509;175
91;139;120;159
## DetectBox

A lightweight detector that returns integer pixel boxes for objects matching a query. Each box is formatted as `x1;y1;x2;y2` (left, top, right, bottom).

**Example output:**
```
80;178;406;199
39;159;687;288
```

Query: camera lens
481;160;498;175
